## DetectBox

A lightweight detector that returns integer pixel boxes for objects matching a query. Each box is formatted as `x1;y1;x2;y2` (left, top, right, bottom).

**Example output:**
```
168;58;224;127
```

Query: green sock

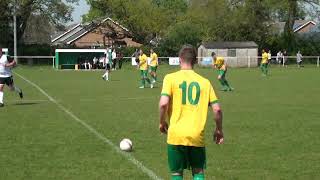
171;175;183;180
219;79;227;90
141;79;145;87
263;65;268;75
146;78;151;84
224;79;231;89
260;65;264;73
193;173;205;180
219;79;225;87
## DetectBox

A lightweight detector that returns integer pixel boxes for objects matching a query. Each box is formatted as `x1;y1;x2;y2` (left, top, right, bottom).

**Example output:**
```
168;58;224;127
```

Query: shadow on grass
13;102;40;106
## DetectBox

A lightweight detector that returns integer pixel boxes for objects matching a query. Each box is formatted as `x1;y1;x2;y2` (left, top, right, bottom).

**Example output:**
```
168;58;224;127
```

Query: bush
158;22;203;57
19;44;53;56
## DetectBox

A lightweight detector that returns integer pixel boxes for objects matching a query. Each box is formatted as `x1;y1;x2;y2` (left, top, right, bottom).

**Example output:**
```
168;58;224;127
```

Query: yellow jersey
261;52;268;64
161;70;219;147
150;52;158;67
213;56;225;69
139;54;148;70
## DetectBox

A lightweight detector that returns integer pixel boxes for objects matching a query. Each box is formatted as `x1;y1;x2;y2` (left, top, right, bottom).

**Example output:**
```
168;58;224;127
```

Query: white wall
197;46;258;67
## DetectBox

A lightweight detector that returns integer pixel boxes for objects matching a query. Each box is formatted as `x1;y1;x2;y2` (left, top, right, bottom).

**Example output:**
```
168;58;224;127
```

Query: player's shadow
13;102;40;106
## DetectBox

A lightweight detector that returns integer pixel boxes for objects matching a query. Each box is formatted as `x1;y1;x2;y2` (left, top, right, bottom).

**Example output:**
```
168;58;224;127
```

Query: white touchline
15;72;163;180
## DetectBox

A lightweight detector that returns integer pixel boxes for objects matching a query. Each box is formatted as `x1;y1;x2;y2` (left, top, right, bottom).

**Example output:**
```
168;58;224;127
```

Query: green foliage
19;44;53;56
84;0;189;43
0;0;11;47
295;33;320;55
78;0;320;56
159;22;204;56
0;0;79;47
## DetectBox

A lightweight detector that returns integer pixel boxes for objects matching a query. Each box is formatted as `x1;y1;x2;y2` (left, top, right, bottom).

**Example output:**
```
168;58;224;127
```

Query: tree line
0;0;79;49
84;0;320;55
0;0;319;56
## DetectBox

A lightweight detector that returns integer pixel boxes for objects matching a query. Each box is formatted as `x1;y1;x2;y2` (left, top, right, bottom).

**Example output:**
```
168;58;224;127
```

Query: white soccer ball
119;138;133;152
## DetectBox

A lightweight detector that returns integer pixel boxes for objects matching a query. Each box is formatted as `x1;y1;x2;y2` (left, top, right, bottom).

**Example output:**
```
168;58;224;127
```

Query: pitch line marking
15;72;163;180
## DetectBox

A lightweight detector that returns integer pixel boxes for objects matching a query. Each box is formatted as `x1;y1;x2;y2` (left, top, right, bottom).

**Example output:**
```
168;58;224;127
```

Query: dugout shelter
198;41;258;67
55;49;107;69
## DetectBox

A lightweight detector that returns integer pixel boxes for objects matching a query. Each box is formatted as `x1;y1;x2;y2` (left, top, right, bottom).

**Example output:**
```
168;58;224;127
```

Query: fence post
248;56;251;68
52;57;55;69
317;56;319;68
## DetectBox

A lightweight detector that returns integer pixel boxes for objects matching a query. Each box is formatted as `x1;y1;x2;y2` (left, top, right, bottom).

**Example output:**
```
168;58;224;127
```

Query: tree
84;0;188;43
188;0;272;44
268;0;320;51
159;21;204;56
0;0;11;47
0;0;79;47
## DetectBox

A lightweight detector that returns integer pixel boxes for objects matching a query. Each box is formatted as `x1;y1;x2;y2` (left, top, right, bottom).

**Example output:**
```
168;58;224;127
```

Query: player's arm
211;103;224;144
5;58;16;68
209;84;224;144
159;76;171;134
159;95;169;134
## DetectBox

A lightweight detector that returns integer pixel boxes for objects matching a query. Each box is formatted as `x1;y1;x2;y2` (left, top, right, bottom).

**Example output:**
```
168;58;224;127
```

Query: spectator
99;56;105;69
93;57;98;69
283;50;288;67
84;60;92;70
117;51;124;69
276;51;283;65
132;49;140;69
112;49;117;70
297;51;303;68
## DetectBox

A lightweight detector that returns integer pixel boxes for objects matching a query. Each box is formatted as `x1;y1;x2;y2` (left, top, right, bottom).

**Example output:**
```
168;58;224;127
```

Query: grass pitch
0;64;320;180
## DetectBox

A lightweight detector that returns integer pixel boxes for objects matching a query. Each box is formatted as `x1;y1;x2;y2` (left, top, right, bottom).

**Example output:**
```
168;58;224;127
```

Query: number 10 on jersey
179;81;200;105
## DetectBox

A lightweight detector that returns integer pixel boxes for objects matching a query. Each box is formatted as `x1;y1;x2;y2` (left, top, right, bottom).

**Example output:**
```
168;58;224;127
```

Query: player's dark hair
179;44;197;65
211;52;216;57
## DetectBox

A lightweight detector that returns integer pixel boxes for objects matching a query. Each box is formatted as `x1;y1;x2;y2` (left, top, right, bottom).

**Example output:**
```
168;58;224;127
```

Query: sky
69;0;90;24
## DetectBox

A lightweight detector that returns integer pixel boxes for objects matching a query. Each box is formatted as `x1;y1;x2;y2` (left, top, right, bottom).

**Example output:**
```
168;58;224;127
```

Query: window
227;49;237;57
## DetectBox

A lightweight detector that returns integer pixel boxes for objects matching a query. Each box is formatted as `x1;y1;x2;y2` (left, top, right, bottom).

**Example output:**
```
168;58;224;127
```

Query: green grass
0;64;320;180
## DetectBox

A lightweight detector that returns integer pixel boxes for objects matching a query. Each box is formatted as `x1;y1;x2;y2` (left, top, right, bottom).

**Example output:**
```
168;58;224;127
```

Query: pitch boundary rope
14;72;163;180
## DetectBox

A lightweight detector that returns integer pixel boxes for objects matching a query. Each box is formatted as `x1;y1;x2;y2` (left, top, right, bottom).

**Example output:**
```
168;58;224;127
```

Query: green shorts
140;70;148;78
167;144;206;173
260;63;268;68
218;70;226;77
150;66;157;73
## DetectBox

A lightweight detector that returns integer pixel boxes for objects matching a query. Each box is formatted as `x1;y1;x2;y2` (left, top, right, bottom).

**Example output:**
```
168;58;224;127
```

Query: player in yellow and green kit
139;49;153;88
159;45;224;180
211;52;233;91
261;49;269;76
149;49;158;83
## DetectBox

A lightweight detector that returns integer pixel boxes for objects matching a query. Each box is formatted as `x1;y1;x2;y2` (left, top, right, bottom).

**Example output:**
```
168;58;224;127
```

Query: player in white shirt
102;48;112;81
0;49;23;107
267;50;272;64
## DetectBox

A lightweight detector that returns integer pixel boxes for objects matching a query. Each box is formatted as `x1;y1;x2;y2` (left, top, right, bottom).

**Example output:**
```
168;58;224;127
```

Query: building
272;20;317;34
51;17;142;48
198;41;258;67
